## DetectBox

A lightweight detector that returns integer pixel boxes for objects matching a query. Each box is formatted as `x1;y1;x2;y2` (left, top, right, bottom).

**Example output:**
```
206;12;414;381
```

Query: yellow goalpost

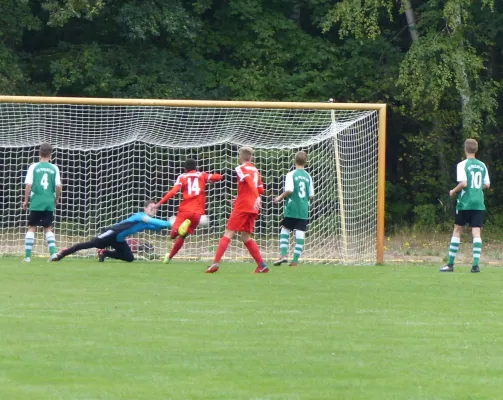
0;96;386;265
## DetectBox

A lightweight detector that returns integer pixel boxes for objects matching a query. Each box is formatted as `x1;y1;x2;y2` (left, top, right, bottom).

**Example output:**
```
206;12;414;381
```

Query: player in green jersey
440;139;490;273
273;151;314;267
22;143;62;262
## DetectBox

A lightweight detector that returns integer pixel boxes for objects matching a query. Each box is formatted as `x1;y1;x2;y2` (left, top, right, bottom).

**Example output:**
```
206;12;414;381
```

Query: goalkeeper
52;200;190;263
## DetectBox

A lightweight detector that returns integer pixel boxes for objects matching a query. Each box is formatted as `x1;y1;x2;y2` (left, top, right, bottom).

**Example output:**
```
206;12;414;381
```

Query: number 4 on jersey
41;173;49;190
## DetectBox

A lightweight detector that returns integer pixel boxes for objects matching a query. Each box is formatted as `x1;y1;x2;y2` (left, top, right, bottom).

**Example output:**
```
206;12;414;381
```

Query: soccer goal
0;96;386;265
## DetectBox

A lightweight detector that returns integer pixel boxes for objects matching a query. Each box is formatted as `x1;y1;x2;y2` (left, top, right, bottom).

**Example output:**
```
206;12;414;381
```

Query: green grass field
1;259;503;399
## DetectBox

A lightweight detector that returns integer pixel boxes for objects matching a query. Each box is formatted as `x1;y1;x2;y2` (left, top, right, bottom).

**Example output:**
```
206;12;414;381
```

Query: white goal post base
0;97;386;265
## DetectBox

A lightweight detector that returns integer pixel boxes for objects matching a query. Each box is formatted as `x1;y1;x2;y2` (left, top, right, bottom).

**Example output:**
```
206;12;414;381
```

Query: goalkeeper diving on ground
51;200;191;263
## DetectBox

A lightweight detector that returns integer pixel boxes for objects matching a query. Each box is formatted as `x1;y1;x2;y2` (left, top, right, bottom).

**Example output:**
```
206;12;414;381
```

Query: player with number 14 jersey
157;159;222;263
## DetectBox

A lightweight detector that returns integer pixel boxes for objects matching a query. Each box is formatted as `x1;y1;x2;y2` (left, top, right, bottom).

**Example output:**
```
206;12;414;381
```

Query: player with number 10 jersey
456;158;489;211
440;139;490;273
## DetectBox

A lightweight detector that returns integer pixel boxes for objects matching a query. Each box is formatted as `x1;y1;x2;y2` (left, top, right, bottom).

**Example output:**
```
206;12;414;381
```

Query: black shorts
455;210;484;228
92;228;121;249
281;217;308;232
28;211;54;227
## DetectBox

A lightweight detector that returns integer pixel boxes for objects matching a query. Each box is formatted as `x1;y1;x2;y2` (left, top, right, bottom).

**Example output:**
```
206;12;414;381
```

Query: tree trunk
402;0;419;42
290;0;301;25
452;1;471;135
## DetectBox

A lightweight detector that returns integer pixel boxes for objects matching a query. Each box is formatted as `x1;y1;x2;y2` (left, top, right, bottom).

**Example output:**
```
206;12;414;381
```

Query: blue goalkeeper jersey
107;212;172;242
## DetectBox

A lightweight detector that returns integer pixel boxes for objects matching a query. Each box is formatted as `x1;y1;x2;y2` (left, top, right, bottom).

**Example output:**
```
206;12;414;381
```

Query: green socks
292;231;305;263
447;236;460;265
473;238;482;267
25;231;35;258
447;236;482;267
280;228;289;257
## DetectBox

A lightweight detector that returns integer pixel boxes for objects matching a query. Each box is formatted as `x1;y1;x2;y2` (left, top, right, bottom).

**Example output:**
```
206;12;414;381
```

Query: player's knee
453;225;464;236
170;231;178;240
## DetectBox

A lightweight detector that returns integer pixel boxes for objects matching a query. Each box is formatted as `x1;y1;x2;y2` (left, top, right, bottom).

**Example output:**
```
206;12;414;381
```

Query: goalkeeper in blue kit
52;200;190;263
273;151;314;266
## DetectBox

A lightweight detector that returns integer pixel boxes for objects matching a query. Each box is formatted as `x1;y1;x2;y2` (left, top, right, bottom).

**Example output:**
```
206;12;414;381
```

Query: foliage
3;0;503;228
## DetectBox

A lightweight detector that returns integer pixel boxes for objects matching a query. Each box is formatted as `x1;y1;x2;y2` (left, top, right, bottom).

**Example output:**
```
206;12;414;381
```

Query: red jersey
159;170;222;214
234;162;264;214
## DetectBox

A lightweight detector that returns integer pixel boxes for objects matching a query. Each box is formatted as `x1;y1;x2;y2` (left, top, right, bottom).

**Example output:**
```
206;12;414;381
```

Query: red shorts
227;211;257;233
170;212;201;238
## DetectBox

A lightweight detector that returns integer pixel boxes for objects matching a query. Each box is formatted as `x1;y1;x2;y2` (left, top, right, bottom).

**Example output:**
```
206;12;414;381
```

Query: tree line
2;0;502;230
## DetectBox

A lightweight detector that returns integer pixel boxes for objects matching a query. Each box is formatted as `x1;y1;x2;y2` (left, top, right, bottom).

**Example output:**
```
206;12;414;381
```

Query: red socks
214;236;231;263
214;237;264;266
244;239;264;266
169;237;185;259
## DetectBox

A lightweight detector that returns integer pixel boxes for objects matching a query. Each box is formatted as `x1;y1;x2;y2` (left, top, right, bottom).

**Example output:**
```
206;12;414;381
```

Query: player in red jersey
206;147;269;274
156;158;222;263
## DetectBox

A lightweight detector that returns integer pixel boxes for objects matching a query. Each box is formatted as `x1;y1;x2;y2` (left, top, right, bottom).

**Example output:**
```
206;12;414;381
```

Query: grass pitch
1;259;503;399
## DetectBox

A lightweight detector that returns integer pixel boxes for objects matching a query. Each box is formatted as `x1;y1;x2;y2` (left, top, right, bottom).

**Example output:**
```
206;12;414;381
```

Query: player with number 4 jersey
22;143;62;262
157;158;222;263
440;139;490;273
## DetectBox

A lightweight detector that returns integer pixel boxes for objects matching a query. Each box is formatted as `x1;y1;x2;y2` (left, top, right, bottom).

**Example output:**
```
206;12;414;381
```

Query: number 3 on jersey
298;181;306;198
187;177;201;195
41;173;49;190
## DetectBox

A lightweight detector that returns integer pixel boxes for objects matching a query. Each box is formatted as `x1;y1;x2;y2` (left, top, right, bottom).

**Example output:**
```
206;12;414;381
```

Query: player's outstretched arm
157;185;181;207
207;173;223;183
141;216;172;230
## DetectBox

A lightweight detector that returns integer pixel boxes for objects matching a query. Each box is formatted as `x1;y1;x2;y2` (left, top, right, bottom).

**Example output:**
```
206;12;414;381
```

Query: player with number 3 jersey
157;158;222;263
206;147;269;274
273;151;314;267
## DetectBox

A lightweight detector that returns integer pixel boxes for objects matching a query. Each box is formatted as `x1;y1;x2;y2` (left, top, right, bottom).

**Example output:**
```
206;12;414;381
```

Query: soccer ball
168;214;209;226
199;214;209;226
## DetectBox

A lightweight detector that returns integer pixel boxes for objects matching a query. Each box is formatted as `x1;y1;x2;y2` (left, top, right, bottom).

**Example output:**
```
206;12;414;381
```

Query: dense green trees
2;0;503;228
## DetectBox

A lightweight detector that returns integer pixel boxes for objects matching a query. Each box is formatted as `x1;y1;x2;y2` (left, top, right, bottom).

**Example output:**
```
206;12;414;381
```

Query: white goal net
0;100;381;264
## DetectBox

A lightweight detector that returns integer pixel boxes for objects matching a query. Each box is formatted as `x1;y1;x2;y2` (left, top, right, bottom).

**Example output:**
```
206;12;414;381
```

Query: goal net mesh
0;102;379;265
